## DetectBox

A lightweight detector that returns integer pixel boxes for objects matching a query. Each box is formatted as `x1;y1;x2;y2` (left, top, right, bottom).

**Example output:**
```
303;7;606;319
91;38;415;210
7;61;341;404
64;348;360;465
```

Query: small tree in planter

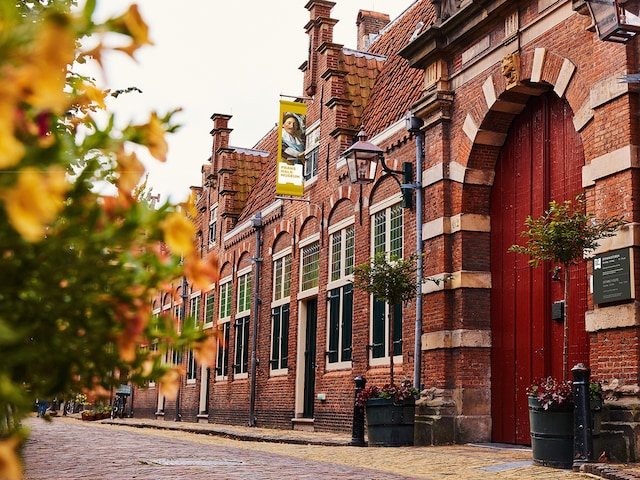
509;193;625;379
352;252;421;446
352;252;419;386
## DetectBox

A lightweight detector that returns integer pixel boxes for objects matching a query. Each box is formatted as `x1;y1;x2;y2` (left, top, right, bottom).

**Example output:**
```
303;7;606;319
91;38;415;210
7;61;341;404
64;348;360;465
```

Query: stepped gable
361;1;432;135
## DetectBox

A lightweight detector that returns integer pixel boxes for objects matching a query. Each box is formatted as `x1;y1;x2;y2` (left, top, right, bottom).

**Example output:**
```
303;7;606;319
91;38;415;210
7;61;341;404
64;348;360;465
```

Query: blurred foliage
0;2;219;477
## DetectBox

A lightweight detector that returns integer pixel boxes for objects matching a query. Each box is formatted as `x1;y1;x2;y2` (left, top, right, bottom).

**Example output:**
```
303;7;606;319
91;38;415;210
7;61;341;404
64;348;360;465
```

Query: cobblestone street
21;416;602;479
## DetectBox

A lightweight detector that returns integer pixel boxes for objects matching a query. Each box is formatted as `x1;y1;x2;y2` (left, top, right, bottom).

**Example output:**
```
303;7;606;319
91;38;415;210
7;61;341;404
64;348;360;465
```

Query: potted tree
510;193;624;467
352;252;421;446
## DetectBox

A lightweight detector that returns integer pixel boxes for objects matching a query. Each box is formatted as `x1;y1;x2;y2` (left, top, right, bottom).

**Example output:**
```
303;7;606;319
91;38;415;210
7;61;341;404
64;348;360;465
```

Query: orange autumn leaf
1;166;68;242
160;212;195;256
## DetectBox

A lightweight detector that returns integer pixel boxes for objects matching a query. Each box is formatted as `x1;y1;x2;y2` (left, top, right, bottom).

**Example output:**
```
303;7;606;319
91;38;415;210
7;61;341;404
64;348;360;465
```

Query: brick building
134;0;640;461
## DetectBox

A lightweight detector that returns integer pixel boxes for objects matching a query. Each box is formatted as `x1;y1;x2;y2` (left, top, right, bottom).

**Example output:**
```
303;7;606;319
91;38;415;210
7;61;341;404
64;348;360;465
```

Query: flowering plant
527;376;603;410
356;380;419;407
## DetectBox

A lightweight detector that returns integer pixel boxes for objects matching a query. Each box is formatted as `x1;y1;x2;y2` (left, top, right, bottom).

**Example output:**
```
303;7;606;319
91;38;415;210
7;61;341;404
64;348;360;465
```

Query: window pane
330;233;341;282
301;241;320;290
283;255;292;298
274;257;283;301
328;288;340;363
342;284;353;362
373;210;386;255
372;296;386;358
345;226;354;275
205;292;215;323
390;203;403;257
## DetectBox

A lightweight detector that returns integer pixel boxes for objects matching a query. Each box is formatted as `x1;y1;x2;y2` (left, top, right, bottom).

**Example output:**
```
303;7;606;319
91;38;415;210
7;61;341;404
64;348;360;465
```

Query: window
373;202;403;257
273;252;292;301
300;240;320;291
330;224;354;281
271;250;291;374
370;201;404;365
186;293;201;382
204;291;215;328
233;316;250;376
304;146;319;180
304;123;320;181
209;205;218;245
327;222;354;367
215;322;230;380
237;269;252;314
234;269;252;377
219;279;232;320
270;304;289;372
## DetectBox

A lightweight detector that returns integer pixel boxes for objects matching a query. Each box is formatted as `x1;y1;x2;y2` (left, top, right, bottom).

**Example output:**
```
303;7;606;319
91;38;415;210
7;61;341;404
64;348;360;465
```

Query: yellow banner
276;100;307;197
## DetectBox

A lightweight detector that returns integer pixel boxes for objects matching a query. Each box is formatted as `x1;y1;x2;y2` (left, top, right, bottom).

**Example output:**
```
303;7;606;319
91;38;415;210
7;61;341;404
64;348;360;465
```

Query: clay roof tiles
361;0;433;135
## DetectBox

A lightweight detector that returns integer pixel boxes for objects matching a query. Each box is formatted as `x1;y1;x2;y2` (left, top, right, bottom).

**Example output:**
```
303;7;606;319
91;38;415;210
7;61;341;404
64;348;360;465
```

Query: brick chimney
209;113;232;174
303;0;338;97
356;10;390;51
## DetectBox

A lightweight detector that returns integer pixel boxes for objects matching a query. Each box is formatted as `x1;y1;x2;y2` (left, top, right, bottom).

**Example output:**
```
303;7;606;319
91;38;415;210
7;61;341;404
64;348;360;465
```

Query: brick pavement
21;415;640;479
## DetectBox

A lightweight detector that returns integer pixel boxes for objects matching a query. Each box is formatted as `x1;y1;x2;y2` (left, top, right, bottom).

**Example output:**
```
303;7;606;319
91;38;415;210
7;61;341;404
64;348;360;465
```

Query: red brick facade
134;0;640;461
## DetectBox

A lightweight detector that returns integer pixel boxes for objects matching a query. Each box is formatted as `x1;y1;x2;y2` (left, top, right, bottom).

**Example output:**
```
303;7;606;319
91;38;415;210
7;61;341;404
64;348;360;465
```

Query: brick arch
299;215;320;240
237;251;252;271
328;185;358;210
327;197;356;226
462;48;590;178
270;220;294;246
219;260;233;279
271;230;293;255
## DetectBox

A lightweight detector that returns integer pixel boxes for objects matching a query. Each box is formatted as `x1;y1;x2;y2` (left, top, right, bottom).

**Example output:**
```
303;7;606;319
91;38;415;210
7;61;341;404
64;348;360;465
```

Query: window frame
270;248;292;375
368;197;404;367
299;233;320;297
325;217;355;370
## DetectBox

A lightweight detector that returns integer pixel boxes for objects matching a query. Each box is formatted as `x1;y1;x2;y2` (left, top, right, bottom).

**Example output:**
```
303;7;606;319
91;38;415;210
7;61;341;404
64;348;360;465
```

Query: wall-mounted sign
276;100;307;197
593;247;634;305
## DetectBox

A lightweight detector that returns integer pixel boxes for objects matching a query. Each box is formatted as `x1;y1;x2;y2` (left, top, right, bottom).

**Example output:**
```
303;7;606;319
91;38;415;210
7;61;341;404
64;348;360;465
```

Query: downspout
410;117;425;390
248;212;263;426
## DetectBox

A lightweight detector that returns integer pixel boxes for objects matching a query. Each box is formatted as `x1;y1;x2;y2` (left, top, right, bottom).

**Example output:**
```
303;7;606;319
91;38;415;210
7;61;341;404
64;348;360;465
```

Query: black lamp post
585;0;640;42
342;130;414;208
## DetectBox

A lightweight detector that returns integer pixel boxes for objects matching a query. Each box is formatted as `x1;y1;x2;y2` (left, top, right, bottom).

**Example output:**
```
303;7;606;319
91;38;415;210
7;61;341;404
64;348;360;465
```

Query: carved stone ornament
430;0;462;22
501;52;521;90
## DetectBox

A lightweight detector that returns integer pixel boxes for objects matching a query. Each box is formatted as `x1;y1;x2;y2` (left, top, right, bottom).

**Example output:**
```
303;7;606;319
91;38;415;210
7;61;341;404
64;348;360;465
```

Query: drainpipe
248;212;263;426
408;115;425;390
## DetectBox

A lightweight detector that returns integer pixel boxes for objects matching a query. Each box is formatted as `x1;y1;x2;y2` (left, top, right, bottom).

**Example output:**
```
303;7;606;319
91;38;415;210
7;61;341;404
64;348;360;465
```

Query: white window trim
369;199;404;367
202;288;216;330
299;234;320;295
236;266;252;317
369;192;403;215
219;275;233;323
215;320;230;381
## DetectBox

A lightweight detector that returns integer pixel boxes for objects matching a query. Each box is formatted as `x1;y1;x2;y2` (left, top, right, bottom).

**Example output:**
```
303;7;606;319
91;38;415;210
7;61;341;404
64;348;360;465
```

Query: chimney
356;10;390;51
209;113;232;173
303;1;338;97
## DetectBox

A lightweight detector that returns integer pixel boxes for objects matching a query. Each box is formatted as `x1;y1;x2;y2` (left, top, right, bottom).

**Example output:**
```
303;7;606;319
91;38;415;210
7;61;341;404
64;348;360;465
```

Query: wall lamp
342;130;415;208
584;0;640;42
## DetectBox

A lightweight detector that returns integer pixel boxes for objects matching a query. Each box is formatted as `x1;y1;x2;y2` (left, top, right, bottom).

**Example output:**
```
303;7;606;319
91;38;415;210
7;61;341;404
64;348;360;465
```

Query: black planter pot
528;397;574;468
365;397;415;447
528;397;603;469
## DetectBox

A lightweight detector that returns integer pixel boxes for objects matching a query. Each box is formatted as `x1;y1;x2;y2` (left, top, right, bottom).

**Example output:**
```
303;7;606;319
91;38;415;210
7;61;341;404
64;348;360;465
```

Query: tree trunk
389;305;395;386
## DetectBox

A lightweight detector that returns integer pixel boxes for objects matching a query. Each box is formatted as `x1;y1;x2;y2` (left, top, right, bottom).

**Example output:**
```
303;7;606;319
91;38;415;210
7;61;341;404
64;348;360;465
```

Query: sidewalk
98;416;640;479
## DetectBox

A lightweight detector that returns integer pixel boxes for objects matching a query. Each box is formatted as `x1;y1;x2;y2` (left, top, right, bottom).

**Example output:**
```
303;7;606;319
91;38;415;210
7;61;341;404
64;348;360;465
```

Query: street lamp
342;130;414;208
584;0;640;42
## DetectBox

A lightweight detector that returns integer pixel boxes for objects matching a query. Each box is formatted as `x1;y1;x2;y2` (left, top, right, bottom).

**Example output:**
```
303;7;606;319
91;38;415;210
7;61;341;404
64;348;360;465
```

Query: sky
83;1;416;202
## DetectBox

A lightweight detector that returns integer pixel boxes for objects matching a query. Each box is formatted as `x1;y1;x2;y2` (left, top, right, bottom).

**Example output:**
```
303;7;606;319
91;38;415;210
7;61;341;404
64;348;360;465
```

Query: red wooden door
490;93;588;444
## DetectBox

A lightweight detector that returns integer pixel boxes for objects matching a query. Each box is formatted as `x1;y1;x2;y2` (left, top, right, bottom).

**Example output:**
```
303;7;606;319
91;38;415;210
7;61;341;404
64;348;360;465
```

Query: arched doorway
490;91;589;444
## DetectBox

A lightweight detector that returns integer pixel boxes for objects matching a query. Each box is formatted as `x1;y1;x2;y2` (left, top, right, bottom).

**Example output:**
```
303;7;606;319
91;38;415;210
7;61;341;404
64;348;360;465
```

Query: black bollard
351;376;367;446
572;363;593;470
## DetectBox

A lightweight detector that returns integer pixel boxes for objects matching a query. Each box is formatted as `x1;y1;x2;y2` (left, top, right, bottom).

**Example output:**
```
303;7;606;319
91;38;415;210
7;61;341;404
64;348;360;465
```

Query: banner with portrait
276;100;307;197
